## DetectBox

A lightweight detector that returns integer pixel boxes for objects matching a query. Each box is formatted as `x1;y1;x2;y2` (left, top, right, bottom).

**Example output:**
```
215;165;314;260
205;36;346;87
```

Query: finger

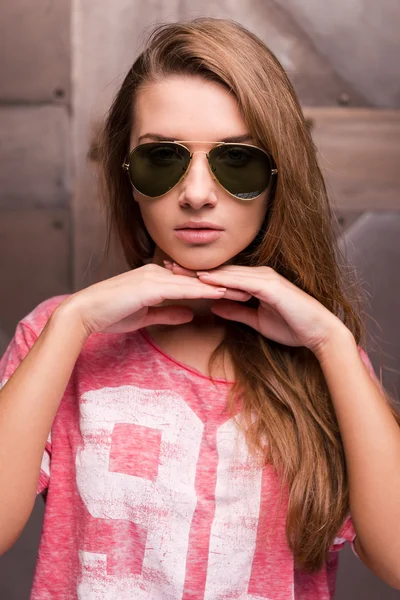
144;280;227;307
197;271;272;298
155;270;224;289
163;265;251;301
162;269;238;288
162;260;175;272
197;270;275;282
223;289;252;302
168;266;252;300
163;260;197;277
170;262;198;278
199;265;274;275
164;261;262;282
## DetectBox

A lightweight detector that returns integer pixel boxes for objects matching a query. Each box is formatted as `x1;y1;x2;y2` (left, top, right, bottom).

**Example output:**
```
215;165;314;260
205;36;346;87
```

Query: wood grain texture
280;0;400;108
0;208;72;339
0;106;71;208
304;108;400;210
0;0;71;103
178;0;368;106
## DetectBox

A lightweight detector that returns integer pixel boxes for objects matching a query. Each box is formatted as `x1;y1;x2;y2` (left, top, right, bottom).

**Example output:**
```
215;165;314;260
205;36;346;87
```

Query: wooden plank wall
0;0;72;343
304;108;400;210
1;2;400;600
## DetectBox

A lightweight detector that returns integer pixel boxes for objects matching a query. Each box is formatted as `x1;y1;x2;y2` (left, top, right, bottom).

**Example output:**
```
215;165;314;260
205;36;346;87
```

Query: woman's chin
153;244;237;271
174;256;233;271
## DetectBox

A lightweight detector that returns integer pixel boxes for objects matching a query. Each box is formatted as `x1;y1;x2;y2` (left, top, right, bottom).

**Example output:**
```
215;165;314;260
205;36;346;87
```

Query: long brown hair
98;17;400;573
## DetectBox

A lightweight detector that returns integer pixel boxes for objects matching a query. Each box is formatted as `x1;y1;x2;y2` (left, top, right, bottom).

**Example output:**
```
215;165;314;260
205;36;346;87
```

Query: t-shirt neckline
138;327;235;385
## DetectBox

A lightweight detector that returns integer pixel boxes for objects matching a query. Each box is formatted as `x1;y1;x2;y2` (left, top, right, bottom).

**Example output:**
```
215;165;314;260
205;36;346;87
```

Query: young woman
1;17;400;600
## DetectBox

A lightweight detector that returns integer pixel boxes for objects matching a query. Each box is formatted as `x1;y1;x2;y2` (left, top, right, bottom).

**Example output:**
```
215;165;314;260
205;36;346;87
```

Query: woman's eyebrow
138;133;253;143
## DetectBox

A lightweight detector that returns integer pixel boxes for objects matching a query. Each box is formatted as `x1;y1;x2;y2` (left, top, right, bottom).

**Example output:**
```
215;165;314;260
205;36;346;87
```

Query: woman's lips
174;228;222;243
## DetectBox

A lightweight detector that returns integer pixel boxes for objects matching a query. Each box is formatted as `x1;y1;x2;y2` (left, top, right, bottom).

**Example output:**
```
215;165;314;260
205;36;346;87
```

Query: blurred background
0;0;399;598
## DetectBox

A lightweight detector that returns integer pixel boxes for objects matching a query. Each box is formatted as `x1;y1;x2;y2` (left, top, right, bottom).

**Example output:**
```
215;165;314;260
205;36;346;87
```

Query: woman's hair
98;17;400;573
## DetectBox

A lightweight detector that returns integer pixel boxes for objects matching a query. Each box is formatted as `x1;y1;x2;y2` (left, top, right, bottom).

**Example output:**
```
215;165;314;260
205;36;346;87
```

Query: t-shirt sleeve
0;296;69;496
0;321;52;496
329;513;359;559
328;345;380;560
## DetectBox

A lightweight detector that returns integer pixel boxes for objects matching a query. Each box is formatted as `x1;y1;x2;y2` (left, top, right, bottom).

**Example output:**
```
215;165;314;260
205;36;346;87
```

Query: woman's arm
314;327;400;590
0;303;87;555
0;264;226;555
165;261;400;586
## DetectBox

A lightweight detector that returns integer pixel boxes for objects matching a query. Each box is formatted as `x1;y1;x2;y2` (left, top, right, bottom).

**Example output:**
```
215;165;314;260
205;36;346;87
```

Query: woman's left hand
163;261;348;355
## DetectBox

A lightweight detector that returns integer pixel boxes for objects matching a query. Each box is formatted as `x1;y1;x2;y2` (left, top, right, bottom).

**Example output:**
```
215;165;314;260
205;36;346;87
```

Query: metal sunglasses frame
122;140;278;200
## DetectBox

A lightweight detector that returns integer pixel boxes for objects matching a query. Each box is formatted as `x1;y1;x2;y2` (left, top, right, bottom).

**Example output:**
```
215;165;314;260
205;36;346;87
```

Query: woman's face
130;75;271;271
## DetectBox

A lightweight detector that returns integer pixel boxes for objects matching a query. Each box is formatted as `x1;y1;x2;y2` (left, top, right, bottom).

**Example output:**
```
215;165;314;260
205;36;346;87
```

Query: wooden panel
0;498;44;600
304;108;400;210
0;106;71;208
0;208;72;340
338;212;400;405
0;329;9;357
0;0;71;103
280;0;400;108
178;0;368;106
333;210;364;239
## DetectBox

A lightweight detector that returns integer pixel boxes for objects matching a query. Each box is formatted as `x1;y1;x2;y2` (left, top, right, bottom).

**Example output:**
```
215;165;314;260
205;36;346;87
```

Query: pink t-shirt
0;295;377;599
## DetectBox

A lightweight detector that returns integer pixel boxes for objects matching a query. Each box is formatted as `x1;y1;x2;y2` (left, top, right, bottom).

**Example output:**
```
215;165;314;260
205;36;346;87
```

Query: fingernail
163;260;172;266
196;271;210;276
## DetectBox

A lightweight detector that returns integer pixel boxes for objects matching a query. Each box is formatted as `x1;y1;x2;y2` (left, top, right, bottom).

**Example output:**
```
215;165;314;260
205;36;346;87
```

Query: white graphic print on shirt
75;385;294;599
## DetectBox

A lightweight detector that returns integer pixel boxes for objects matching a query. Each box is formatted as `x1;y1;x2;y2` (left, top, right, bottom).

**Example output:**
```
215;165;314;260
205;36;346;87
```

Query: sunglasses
122;140;278;200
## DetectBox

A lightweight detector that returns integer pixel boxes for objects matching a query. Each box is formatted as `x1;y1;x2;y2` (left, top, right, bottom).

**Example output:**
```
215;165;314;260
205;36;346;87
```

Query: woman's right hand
57;263;246;338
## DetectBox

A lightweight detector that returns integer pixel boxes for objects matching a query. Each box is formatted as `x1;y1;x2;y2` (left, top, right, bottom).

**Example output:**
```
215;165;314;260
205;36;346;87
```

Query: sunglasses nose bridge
181;150;217;202
188;150;217;181
189;150;209;159
181;150;217;181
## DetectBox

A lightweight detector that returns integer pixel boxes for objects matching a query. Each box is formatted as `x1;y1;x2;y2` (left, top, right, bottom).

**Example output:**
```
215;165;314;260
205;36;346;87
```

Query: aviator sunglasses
122;140;278;200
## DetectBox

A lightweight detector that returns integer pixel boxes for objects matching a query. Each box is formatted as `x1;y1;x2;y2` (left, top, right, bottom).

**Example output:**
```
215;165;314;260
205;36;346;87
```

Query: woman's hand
163;261;348;354
57;263;232;338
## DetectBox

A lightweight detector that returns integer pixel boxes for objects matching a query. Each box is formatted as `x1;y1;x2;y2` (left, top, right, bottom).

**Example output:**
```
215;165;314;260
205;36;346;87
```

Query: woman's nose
178;152;218;209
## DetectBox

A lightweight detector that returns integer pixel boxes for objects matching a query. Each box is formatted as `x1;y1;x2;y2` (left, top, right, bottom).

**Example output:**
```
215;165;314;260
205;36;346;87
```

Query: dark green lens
209;144;272;199
128;142;190;197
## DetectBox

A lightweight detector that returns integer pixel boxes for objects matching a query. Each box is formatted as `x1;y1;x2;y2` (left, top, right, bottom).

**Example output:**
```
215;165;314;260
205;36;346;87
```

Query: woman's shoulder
18;295;145;355
18;294;71;336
